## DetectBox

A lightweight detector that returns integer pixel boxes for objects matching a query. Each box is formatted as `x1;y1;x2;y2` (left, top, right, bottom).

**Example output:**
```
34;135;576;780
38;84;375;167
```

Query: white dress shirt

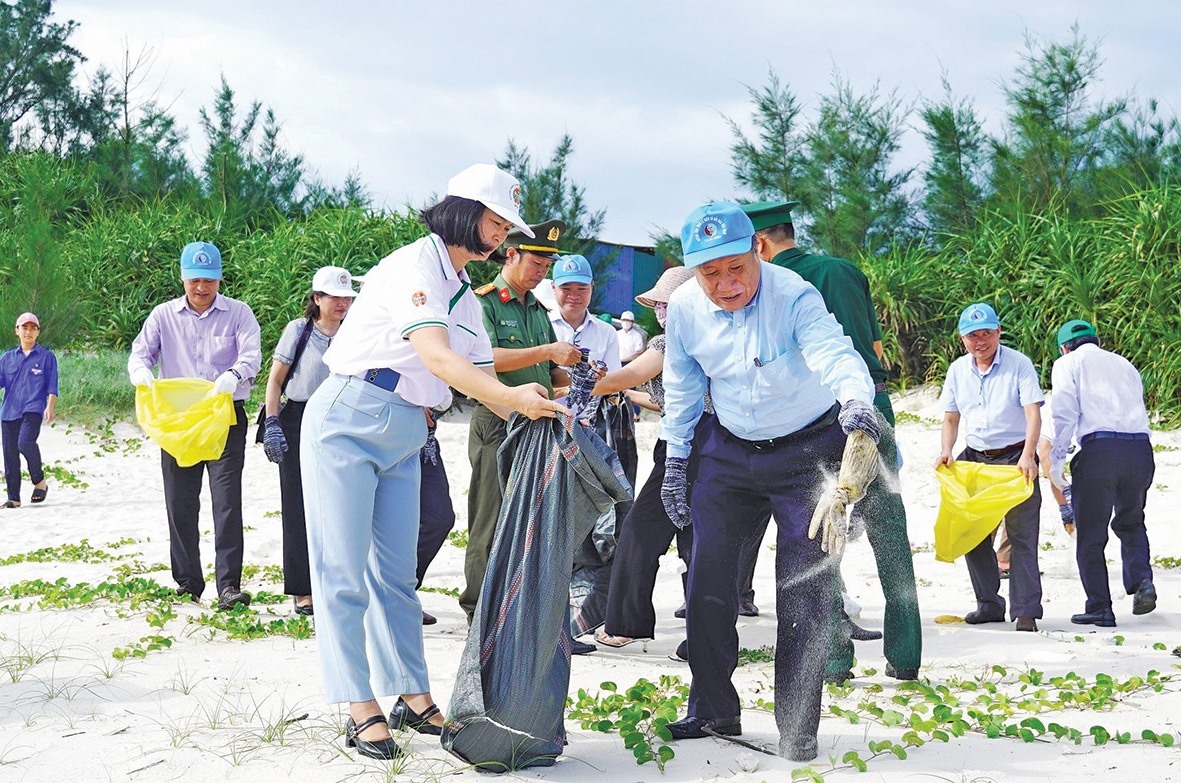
549;311;622;371
1050;343;1150;464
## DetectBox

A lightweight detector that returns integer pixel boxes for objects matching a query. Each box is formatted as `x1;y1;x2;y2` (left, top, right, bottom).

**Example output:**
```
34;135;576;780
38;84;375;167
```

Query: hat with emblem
552;254;594;286
446;163;533;237
312;266;358;298
957;302;1000;335
680;202;756;268
504;219;567;258
740;200;802;231
1056;318;1098;347
180;241;223;281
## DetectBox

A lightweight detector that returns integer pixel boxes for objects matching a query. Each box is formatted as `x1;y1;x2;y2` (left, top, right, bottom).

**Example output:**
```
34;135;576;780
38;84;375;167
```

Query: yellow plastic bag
933;462;1034;563
136;378;234;468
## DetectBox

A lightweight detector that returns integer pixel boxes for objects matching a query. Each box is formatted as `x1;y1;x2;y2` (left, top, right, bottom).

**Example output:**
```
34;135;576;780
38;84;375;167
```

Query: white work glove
1050;461;1066;490
210;370;238;396
129;366;154;388
809;430;881;556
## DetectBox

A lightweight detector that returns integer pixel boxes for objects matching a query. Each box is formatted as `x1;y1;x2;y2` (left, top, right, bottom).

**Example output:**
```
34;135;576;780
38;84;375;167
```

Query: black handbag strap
280;318;315;398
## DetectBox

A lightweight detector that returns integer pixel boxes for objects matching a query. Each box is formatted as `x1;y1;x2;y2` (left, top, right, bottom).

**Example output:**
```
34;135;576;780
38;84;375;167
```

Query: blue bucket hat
552;254;593;286
958;302;999;335
180;241;223;281
680;202;755;268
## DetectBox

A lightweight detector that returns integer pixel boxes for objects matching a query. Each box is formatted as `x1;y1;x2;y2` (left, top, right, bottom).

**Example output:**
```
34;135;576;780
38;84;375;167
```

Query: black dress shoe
346;715;401;759
1132;581;1157;615
737;600;759;617
885;663;919;681
674;602;687;619
293;599;313;616
781;736;818;761
421;610;437;625
666;715;741;739
390;696;442;736
1015;616;1038;632
175;587;200;603
964;609;1005;624
216;587;251;612
1071;608;1116;627
570;640;596;656
846;618;883;641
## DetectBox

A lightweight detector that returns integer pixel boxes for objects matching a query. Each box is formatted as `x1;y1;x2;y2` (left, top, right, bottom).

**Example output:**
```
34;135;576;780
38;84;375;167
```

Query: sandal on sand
594;629;652;649
31;485;47;503
2;500;18;509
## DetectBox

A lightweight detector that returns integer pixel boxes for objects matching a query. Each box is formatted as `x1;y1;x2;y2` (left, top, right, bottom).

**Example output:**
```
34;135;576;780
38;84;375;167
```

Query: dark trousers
1071;438;1155;613
686;413;842;748
461;404;508;619
162;401;247;598
277;401;311;596
961;444;1042;619
2;413;43;502
416;437;456;587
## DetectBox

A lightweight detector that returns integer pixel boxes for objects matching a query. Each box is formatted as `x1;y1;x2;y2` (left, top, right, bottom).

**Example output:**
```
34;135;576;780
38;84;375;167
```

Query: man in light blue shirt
659;202;878;762
935;302;1043;631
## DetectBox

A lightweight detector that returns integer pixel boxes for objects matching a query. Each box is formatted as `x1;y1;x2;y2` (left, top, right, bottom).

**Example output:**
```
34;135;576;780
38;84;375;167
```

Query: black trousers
162;401;247;598
2;413;43;502
1071;438;1155;613
277;401;311;595
416;437;457;587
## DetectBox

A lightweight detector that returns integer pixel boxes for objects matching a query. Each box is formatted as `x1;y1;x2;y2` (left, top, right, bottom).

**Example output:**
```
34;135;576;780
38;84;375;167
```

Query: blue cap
552;254;593;286
958;302;999;335
680;201;755;268
180;241;222;281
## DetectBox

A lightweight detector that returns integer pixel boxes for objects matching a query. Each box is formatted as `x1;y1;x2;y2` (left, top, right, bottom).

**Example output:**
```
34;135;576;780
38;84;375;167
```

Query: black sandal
1;500;18;509
31;485;47;503
345;714;401;760
390;696;443;735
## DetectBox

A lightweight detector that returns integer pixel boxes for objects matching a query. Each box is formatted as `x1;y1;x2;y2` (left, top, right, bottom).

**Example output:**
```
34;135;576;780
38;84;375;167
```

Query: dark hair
304;293;321;320
758;222;795;242
1063;334;1100;352
420;195;493;254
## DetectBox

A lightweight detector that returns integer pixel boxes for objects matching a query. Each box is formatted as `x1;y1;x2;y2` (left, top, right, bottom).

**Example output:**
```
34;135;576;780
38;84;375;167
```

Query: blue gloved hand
661;456;692;529
838;399;882;444
1059;484;1074;527
421;427;439;466
262;416;288;463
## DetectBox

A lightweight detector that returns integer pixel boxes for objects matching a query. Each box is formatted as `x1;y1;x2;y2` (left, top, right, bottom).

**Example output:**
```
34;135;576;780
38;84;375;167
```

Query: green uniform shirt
477;272;558;394
770;247;888;385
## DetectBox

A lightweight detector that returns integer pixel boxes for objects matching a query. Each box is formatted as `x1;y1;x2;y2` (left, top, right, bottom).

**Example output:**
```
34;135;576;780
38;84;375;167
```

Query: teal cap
1057;319;1097;347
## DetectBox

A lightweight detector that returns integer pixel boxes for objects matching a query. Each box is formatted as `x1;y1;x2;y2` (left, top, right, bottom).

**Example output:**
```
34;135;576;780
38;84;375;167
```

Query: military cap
740;200;802;232
504;219;567;257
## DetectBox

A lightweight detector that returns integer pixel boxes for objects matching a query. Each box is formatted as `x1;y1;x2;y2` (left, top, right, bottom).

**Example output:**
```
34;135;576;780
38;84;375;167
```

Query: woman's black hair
420;195;493;254
304;293;320;320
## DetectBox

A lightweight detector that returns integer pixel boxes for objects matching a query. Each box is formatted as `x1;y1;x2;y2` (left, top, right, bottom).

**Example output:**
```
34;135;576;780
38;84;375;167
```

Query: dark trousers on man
685;410;843;750
1071;437;1155;613
2;413;43;502
277;401;311;596
416;438;456;587
961;443;1042;619
162;402;246;599
461;404;508;620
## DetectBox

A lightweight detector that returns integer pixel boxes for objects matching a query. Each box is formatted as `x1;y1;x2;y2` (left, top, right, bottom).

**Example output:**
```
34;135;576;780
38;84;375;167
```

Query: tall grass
56;350;137;424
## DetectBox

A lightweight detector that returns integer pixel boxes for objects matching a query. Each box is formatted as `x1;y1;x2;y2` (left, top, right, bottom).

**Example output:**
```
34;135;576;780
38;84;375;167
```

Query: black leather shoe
674;602;687;619
216;587;251;612
390;696;442;736
1132;581;1157;615
293;598;313;616
885;663;919;681
823;670;853;684
175;587;200;604
964;609;1005;624
846;618;883;641
1071;608;1116;627
737;600;759;617
666;715;741;739
781;736;818;761
571;640;596;656
346;715;401;759
1015;616;1038;632
421;610;437;625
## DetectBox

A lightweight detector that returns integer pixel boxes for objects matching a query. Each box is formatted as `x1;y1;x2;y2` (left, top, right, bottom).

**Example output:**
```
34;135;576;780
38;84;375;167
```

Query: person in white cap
260;266;358;618
616;310;646;364
1;312;58;508
548;254;621;372
298;164;566;760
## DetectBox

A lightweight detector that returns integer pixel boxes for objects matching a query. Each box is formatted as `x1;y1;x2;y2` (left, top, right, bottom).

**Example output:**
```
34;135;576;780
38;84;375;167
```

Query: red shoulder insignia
499;287;511;303
475;283;496;296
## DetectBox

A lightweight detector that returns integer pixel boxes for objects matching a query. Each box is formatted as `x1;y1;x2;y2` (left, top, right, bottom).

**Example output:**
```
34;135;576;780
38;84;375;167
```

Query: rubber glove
809;430;881;556
262;416;288;463
1049;461;1066;490
211;370;238;396
661;456;692;529
1059;484;1075;529
421;427;439;466
837;398;882;444
129;366;154;388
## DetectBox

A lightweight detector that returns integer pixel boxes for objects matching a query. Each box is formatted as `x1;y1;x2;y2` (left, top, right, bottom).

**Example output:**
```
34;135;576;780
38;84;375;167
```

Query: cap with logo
1056;318;1097;347
740;200;802;231
180;241;223;281
552;254;594;286
312;266;358;298
446;163;533;237
620;310;635;321
15;312;39;328
680;202;756;268
957;303;1000;335
505;219;566;258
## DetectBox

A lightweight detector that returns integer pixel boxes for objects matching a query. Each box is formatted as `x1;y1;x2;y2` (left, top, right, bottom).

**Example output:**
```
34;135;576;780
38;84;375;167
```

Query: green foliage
189;605;314;641
111;633;172;660
0;0;83;151
419;585;460;599
567;676;688;771
1152;556;1180;569
0;538;125;566
920;75;987;234
56;349;138;421
0;574;179;610
737;645;775;666
447;529;469;549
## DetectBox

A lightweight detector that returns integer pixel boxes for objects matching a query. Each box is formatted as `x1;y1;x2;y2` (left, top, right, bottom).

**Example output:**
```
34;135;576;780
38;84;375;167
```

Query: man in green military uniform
742;200;922;681
461;219;583;622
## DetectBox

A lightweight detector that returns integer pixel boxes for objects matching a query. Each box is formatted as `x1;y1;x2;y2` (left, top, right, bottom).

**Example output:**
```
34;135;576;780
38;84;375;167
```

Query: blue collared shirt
940;344;1044;451
0;343;59;421
661;262;874;459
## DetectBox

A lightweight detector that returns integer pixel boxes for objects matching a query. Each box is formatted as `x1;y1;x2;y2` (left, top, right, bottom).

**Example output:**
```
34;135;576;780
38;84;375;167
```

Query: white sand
1;388;1178;782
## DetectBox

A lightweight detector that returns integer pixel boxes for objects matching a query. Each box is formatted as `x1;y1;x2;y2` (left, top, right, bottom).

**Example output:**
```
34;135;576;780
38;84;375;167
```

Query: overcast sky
55;1;1181;246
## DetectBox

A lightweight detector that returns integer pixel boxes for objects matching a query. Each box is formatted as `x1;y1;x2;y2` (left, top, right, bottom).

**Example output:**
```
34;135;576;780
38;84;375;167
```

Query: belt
734;403;839;451
1080;431;1150;446
975;440;1025;458
361;367;402;392
873;382;888;394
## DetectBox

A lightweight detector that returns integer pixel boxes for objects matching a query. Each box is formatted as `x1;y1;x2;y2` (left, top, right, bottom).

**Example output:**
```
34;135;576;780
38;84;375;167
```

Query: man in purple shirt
128;241;261;610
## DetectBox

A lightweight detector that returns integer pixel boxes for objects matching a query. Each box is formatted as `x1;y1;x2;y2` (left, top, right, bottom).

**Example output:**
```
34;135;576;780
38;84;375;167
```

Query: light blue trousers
301;373;428;704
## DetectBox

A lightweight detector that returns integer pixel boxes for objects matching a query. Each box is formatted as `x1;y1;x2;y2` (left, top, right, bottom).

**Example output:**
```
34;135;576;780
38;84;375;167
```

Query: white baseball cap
446;164;534;237
620;310;635;321
312;266;358;297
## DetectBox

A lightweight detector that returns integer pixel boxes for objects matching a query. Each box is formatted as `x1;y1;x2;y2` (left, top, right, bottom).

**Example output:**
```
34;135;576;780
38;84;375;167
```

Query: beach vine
567;675;689;771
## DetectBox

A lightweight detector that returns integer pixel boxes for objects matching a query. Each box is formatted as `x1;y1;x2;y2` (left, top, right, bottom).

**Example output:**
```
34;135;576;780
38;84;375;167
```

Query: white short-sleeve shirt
549;311;622;371
323;235;493;408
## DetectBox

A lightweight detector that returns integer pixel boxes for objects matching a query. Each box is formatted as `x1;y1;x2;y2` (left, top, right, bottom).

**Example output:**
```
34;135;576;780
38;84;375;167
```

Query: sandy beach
1;387;1178;782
